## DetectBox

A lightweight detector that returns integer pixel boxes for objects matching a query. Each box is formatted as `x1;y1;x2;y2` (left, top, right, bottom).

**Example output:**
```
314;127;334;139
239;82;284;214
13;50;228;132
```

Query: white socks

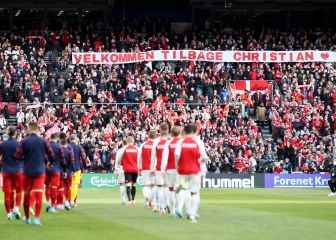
163;187;169;210
142;186;148;201
157;187;164;211
176;189;187;214
142;186;152;206
189;193;200;219
119;185;126;203
185;191;192;216
151;186;158;210
176;190;199;218
168;190;176;213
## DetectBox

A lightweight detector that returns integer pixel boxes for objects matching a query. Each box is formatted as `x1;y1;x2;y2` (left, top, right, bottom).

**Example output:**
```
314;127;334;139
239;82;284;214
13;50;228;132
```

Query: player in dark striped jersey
15;122;54;226
45;133;64;213
59;133;75;210
0;127;23;220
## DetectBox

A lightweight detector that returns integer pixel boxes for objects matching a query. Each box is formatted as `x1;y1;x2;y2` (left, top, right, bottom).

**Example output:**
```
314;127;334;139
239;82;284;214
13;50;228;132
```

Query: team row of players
115;123;209;222
0;123;88;225
0;122;208;224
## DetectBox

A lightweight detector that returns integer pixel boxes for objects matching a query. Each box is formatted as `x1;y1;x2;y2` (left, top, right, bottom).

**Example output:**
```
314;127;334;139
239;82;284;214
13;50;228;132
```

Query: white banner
72;50;336;64
26;103;41;109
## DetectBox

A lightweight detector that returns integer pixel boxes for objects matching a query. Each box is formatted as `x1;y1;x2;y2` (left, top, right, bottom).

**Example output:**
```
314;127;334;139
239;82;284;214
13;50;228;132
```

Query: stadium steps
44;52;58;65
6;115;17;127
260;124;272;141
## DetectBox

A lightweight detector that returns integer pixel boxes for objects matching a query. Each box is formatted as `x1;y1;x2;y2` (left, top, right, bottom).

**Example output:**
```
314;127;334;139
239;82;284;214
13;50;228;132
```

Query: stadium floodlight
57;10;64;17
14;10;21;17
224;0;232;9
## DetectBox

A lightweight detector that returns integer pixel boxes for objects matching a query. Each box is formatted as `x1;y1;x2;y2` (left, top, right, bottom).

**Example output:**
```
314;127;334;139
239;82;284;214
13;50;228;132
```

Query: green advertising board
81;173;143;189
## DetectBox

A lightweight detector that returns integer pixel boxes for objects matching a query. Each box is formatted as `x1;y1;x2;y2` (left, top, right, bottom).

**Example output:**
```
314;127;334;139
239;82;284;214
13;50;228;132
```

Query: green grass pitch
0;188;335;240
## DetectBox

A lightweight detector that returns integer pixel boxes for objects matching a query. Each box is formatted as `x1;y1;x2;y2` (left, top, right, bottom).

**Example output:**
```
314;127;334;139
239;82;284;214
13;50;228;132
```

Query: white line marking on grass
31;199;334;205
0;199;334;205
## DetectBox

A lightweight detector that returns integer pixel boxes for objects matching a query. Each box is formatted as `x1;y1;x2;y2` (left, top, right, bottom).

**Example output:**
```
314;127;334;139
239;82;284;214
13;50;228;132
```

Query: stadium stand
0;3;336;174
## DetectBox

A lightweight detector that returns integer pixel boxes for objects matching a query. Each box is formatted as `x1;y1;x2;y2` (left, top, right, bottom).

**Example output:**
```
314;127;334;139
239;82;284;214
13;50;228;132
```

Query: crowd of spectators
0;19;336;173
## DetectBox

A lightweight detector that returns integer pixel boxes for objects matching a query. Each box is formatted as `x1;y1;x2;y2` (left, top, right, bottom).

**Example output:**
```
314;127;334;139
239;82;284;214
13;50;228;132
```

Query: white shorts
166;170;177;188
141;170;155;186
116;169;125;184
176;174;201;193
155;171;166;186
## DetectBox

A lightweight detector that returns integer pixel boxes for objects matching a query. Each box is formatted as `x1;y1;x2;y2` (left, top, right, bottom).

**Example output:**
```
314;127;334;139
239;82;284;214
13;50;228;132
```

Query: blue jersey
61;144;75;177
49;141;64;173
69;143;86;172
15;133;54;176
0;138;23;173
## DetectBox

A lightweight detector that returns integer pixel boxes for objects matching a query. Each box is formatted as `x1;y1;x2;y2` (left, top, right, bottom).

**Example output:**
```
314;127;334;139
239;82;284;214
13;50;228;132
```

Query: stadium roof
0;0;336;9
191;0;336;10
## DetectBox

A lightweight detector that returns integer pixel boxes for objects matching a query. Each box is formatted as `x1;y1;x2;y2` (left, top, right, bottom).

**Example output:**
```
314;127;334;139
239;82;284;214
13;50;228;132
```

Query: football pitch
0;188;335;240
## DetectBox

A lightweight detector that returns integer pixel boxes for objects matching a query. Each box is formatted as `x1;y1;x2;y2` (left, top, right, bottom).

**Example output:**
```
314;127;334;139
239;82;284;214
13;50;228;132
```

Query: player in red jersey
15;122;54;225
161;126;181;216
137;129;157;207
152;123;170;214
174;123;209;223
0;127;23;220
117;136;138;206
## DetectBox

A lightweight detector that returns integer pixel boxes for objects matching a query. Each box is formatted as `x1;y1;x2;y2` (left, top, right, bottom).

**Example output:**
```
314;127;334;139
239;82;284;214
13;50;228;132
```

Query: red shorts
63;177;72;188
46;172;61;188
2;172;24;193
24;174;46;192
45;173;51;186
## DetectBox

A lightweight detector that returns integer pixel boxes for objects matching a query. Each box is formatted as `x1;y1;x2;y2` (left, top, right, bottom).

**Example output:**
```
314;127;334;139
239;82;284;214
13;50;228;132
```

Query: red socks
33;192;43;218
23;191;43;218
57;188;64;206
23;192;30;219
65;186;71;202
15;190;22;208
45;186;51;203
3;191;13;214
51;187;58;207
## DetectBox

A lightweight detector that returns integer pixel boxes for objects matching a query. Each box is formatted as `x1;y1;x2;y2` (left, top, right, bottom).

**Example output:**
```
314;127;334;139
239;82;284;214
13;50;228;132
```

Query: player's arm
59;145;65;162
195;137;210;163
174;138;184;168
160;140;171;171
60;147;68;172
137;143;144;172
69;146;75;165
0;144;3;164
115;146;126;171
61;146;74;167
150;138;160;171
44;140;55;162
65;147;74;178
14;141;25;160
114;148;121;171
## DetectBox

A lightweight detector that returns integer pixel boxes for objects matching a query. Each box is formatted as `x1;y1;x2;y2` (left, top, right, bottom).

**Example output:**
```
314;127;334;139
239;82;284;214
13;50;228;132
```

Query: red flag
233;80;269;91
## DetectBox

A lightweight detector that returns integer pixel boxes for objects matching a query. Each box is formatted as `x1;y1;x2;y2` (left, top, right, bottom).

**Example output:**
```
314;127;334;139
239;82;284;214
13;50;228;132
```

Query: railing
17;102;233;107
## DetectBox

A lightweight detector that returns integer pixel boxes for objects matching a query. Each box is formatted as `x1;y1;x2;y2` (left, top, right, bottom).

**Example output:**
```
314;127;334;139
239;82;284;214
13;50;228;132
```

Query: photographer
327;159;336;197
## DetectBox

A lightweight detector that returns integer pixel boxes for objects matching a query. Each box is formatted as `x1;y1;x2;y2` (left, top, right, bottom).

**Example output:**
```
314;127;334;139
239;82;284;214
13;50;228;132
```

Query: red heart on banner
320;52;329;60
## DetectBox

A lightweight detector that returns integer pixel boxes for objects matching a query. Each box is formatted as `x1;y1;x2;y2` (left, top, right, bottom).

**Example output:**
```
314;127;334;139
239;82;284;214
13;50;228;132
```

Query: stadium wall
79;173;331;189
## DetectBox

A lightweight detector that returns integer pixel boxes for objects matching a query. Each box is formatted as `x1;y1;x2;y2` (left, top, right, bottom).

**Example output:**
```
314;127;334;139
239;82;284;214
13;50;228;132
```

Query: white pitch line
0;199;334;205
33;199;336;204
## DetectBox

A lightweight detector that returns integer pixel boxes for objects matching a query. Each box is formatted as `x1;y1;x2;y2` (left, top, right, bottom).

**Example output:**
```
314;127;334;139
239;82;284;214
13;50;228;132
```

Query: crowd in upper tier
0;18;336;173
